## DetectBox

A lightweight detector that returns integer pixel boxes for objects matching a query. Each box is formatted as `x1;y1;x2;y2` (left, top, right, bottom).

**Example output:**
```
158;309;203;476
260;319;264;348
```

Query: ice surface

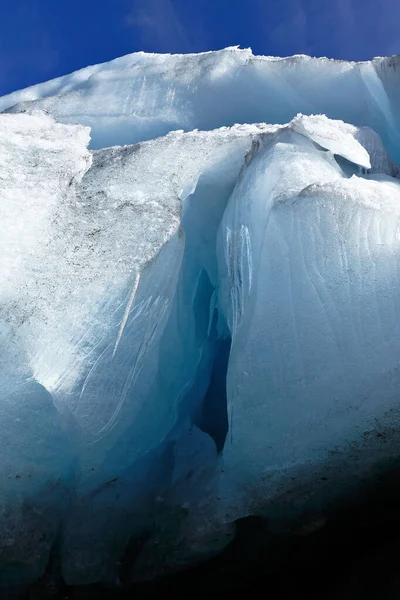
1;48;400;591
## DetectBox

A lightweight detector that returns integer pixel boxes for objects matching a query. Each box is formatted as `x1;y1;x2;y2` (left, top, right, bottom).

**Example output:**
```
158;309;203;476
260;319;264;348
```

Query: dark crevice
196;333;230;453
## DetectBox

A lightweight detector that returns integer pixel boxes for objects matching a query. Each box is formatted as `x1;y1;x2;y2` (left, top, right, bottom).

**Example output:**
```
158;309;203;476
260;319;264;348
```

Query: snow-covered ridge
1;47;400;158
1;49;400;593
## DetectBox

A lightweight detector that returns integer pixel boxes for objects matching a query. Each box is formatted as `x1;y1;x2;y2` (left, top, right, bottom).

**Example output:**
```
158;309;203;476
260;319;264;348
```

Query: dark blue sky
1;0;399;96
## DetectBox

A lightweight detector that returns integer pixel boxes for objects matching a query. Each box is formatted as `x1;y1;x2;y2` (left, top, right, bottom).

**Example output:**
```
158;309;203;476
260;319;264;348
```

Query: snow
1;48;400;591
291;114;371;169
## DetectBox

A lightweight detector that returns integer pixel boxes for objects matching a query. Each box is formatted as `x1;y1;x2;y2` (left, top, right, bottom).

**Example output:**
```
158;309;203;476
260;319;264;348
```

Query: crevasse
1;48;400;592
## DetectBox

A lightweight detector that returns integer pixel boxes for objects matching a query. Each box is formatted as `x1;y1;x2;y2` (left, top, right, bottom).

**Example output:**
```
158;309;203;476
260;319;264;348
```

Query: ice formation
1;47;400;592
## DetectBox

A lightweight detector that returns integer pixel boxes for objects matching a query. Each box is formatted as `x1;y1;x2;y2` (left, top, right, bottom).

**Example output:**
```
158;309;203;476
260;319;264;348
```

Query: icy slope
1;49;400;592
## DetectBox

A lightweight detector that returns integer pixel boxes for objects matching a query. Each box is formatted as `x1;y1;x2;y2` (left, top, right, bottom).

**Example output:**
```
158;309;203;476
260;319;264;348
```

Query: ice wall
2;48;400;592
217;122;400;528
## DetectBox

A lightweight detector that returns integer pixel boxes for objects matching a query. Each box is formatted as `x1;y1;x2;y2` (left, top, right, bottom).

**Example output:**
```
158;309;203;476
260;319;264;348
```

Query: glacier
1;47;400;593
